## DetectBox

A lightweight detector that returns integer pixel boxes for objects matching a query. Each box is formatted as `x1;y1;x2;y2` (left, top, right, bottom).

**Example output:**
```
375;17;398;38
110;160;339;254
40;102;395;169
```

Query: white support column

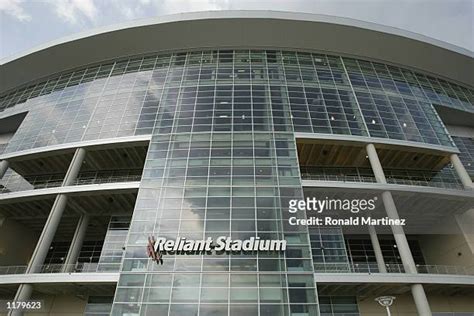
411;284;433;316
366;144;387;184
63;148;86;186
0;160;9;179
366;143;432;315
368;225;386;273
63;214;90;272
381;191;417;274
27;194;69;274
25;147;86;272
9;284;33;316
12;148;86;308
450;153;473;189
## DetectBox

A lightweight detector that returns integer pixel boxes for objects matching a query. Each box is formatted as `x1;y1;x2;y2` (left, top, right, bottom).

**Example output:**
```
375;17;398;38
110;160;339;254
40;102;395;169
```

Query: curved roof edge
1;10;473;94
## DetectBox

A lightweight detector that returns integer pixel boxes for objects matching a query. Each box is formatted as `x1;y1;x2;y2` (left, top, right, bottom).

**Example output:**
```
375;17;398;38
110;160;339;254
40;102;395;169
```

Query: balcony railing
73;170;142;185
0;169;142;193
314;262;474;275
0;262;120;275
300;167;377;183
300;166;464;190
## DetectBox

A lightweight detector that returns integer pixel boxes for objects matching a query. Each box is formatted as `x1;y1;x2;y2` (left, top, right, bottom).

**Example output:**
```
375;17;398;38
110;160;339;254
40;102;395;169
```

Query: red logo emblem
147;236;163;265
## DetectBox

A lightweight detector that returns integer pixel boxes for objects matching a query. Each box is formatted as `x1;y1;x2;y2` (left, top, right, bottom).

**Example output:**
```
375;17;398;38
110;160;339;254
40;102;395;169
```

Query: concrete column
366;143;432;315
9;284;33;316
0;160;9;179
26;195;69;274
63;214;90;272
381;191;417;274
368;225;386;273
22;148;85;272
450;153;473;189
366;143;387;184
63;148;86;186
411;284;433;316
12;147;86;307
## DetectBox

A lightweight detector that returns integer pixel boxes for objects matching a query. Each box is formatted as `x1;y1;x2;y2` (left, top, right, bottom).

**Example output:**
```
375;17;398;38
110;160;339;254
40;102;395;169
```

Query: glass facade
345;238;425;266
452;136;474;177
44;240;103;265
1;49;473;315
310;227;350;273
2;50;472;155
113;88;318;314
319;296;360;316
85;296;114;316
97;216;131;272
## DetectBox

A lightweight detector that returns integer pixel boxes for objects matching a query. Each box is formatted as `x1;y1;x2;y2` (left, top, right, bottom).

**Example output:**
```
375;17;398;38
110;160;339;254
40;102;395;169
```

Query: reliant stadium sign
147;236;286;263
152;236;286;253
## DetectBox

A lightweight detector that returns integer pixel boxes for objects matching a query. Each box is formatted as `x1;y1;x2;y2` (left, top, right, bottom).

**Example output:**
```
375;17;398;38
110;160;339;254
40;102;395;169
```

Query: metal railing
300;166;464;190
385;168;463;190
0;262;120;275
1;262;471;277
73;170;142;185
314;262;474;275
300;166;377;184
0;169;142;193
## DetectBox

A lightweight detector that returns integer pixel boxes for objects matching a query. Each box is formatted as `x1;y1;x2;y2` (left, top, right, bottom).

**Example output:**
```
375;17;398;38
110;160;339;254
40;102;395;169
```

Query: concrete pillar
12;147;86;307
411;284;433;316
63;214;90;272
0;160;9;179
368;225;387;273
26;195;69;273
366;143;432;315
381;191;417;274
450;153;473;189
9;284;33;316
63;148;86;186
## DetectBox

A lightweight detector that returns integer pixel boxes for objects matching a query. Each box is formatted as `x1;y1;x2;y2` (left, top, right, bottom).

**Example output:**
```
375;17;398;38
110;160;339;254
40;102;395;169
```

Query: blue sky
1;0;473;60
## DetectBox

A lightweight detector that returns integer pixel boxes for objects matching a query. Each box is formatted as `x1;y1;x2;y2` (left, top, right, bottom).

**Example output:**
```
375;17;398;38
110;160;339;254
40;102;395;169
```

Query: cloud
46;0;98;24
1;0;472;59
109;0;147;20
0;0;31;21
104;0;231;21
157;0;231;13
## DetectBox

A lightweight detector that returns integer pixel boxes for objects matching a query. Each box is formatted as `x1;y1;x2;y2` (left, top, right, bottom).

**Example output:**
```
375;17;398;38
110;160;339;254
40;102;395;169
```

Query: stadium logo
147;236;286;264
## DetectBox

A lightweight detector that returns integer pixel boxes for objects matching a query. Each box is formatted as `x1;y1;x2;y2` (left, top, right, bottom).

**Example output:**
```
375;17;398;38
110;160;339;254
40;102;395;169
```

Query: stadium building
0;11;473;316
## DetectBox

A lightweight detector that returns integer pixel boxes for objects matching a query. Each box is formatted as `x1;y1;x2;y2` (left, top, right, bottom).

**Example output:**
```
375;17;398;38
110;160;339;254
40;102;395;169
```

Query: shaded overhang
315;273;474;296
1;10;473;95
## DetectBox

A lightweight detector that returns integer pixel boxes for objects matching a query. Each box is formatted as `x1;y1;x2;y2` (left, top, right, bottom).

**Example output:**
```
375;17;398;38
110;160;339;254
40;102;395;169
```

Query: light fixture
375;296;396;316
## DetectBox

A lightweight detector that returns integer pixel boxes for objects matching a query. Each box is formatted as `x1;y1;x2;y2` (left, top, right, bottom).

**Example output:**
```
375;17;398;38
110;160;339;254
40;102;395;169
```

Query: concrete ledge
314;273;474;286
0;182;140;203
295;132;460;154
302;180;474;199
0;272;119;285
0;134;151;161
